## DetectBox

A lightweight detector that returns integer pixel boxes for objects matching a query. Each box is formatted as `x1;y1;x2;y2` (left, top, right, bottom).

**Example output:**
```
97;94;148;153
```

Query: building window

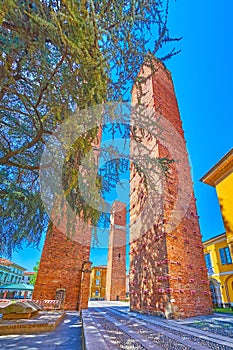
219;247;232;265
55;289;66;306
96;279;100;286
96;271;100;276
95;290;99;296
205;253;214;274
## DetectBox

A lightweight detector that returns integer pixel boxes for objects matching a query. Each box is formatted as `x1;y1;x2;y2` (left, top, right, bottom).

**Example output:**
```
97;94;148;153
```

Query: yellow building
90;266;107;300
201;148;233;255
203;233;233;306
201;148;233;306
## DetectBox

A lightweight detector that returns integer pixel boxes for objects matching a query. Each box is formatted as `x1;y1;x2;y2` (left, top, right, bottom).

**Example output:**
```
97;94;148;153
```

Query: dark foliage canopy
0;0;180;255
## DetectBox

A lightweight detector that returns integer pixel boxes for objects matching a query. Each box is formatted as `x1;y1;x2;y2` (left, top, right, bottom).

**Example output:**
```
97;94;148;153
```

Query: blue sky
165;0;233;241
8;0;233;271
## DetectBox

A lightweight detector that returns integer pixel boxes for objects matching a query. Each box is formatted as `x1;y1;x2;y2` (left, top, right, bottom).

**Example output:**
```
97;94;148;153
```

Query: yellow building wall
90;267;107;299
216;172;233;238
204;237;233;304
202;152;233;305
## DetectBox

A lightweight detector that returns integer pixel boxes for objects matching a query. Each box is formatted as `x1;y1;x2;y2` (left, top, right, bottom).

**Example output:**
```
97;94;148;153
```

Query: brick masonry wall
129;58;213;318
33;128;102;311
79;261;92;310
33;226;91;310
106;202;126;301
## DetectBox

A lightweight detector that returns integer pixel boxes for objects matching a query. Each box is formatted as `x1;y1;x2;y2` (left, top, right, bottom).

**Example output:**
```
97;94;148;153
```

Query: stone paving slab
88;300;130;308
83;301;233;349
94;308;163;350
83;301;132;350
82;310;110;350
0;311;82;350
105;307;210;350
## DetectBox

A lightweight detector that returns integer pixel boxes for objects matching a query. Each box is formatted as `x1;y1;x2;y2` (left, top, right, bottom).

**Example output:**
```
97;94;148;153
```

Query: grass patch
214;308;233;314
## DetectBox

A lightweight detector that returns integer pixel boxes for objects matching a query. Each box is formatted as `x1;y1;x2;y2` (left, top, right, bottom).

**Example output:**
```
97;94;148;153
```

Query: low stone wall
0;311;65;335
81;310;109;350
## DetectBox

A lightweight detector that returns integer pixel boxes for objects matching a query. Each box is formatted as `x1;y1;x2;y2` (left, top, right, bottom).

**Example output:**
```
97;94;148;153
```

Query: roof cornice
200;148;233;187
203;232;226;245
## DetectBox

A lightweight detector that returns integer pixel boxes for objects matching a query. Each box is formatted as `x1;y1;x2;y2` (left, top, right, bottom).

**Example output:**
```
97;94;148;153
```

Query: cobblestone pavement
0;311;82;350
84;301;233;350
2;302;233;350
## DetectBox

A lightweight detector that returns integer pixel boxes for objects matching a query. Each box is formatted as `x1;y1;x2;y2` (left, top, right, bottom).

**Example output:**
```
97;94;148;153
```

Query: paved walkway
2;302;233;350
0;311;82;350
83;301;233;349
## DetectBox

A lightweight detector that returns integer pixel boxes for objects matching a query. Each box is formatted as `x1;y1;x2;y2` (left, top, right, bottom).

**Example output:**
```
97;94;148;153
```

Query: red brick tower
129;58;212;318
106;201;126;301
33;223;92;310
33;129;102;310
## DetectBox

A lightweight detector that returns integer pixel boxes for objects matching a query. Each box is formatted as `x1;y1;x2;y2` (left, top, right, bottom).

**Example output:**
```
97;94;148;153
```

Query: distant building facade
90;266;107;300
0;263;11;286
201;149;233;307
203;233;233;307
0;258;25;286
201;148;233;258
0;258;33;299
22;272;35;285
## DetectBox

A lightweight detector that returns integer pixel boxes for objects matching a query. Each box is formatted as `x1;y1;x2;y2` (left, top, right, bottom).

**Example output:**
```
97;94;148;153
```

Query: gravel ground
129;324;191;350
98;309;192;350
155;323;233;350
100;308;233;350
91;310;145;350
186;320;233;338
86;304;233;350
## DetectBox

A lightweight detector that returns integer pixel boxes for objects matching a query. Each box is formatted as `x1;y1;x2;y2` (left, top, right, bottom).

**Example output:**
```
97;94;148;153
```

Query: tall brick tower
129;57;212;319
33;130;102;310
106;201;126;301
33;222;92;310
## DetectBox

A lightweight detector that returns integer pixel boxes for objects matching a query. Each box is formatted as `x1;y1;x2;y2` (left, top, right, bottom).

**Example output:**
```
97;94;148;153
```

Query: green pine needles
0;0;180;255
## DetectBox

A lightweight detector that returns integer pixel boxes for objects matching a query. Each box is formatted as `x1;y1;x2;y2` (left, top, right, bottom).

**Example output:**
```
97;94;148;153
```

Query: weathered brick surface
106;202;126;301
33;130;102;311
79;261;92;310
33;226;91;310
129;58;212;319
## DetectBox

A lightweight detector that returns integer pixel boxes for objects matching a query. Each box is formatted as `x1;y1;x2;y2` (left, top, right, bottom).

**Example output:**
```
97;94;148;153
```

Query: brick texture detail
33;129;102;311
106;202;126;301
33;226;91;310
129;58;213;319
78;261;92;310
